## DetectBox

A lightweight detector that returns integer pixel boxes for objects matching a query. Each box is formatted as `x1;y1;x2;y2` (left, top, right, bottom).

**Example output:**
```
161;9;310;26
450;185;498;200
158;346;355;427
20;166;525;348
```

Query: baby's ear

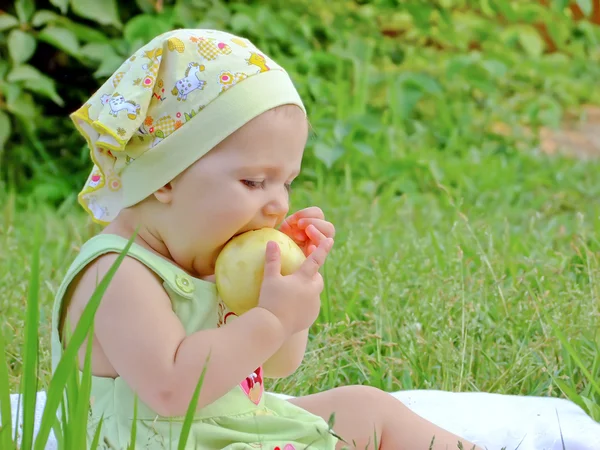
153;182;174;204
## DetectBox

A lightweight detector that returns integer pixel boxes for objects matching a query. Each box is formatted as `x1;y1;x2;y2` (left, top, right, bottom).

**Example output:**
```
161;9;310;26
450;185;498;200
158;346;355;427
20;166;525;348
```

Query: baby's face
159;105;308;278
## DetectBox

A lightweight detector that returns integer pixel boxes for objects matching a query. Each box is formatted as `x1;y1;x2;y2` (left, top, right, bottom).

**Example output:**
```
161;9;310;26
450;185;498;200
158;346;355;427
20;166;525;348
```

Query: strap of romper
50;233;196;371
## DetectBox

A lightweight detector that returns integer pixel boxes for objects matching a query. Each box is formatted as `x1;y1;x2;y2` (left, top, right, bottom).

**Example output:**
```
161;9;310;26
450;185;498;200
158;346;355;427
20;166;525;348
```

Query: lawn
2;141;599;424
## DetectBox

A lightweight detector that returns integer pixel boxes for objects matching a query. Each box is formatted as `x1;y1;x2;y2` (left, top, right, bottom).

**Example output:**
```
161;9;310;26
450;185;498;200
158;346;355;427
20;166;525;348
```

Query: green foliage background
1;0;599;204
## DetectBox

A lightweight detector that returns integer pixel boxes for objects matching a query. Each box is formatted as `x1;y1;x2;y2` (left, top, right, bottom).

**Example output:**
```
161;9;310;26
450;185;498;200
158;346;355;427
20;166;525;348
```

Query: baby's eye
241;180;264;189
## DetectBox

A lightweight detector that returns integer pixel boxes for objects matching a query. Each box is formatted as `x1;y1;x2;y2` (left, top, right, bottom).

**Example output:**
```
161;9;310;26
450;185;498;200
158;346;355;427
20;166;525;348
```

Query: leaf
313;142;344;169
6;64;64;106
23;77;64;106
0;111;10;154
93;54;124;78
56;16;109;43
517;26;545;58
552;0;570;11
482;59;508;78
123;14;171;45
2;81;21;104
6;90;37;123
333;120;350;143
50;0;70;14
405;2;433;30
80;43;118;62
7;29;37;65
15;0;35;23
393;83;424;120
353;142;374;156
38;26;80;58
576;0;593;16
70;0;122;29
230;13;255;33
135;0;156;14
7;64;43;82
398;72;443;96
0;56;9;78
31;10;60;27
0;13;19;31
6;65;63;105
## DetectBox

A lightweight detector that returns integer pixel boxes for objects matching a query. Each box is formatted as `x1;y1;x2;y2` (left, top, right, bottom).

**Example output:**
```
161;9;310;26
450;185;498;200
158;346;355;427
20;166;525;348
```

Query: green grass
1;142;599;431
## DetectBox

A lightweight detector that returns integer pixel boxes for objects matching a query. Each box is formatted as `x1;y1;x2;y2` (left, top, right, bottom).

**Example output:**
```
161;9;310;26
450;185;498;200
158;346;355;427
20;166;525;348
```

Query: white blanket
7;390;600;449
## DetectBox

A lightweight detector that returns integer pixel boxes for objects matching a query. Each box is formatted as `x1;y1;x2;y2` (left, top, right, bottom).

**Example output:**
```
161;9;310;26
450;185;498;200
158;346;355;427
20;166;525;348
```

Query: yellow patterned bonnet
71;29;305;225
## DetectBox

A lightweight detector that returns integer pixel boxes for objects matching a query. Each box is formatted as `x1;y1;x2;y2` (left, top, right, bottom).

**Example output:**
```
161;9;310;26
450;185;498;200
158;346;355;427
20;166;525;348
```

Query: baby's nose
263;192;289;218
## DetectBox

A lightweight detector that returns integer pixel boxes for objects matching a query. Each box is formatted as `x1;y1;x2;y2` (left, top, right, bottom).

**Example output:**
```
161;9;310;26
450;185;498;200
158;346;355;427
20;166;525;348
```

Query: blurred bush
0;0;599;204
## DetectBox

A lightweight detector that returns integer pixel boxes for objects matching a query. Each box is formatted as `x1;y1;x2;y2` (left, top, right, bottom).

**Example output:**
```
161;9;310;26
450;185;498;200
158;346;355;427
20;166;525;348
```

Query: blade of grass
89;415;104;450
60;328;80;450
51;415;64;450
543;312;600;396
33;231;137;450
57;400;68;449
127;395;138;450
550;375;587;412
20;222;41;450
177;352;210;450
73;324;95;448
12;379;21;443
0;328;15;449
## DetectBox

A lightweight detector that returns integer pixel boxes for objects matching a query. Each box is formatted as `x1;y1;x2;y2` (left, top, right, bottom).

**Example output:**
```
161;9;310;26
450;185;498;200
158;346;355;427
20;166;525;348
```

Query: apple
215;228;306;316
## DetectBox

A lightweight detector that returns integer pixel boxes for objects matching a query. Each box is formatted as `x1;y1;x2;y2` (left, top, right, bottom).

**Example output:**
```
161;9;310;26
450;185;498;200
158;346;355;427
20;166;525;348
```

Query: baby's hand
258;237;334;335
279;207;336;256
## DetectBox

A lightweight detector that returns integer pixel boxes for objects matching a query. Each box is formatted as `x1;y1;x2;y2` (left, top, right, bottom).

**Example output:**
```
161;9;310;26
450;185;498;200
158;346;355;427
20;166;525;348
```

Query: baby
52;29;483;449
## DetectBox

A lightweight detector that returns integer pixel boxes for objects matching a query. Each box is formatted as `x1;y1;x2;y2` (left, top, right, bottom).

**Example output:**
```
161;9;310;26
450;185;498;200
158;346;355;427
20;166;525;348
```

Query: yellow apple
215;228;306;316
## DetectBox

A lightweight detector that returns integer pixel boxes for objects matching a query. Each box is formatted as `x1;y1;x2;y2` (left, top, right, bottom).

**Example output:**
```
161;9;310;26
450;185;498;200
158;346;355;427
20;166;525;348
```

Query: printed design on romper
215;299;264;404
172;62;207;101
217;298;238;328
241;366;264;405
100;93;141;120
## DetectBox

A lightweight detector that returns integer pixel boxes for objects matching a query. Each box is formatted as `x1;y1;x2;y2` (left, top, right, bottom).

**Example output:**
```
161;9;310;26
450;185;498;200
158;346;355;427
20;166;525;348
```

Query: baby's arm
262;328;308;378
69;253;288;417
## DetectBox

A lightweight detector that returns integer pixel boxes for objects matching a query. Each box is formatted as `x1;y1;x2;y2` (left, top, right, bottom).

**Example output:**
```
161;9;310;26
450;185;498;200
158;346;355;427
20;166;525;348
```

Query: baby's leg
288;385;483;450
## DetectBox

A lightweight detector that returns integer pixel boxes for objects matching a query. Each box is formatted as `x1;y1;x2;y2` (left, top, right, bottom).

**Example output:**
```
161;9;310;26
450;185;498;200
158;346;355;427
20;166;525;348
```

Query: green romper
50;234;338;450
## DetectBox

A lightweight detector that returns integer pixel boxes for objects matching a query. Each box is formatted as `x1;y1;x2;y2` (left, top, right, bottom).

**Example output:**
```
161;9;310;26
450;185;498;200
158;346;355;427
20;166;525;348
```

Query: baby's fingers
297;238;333;278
